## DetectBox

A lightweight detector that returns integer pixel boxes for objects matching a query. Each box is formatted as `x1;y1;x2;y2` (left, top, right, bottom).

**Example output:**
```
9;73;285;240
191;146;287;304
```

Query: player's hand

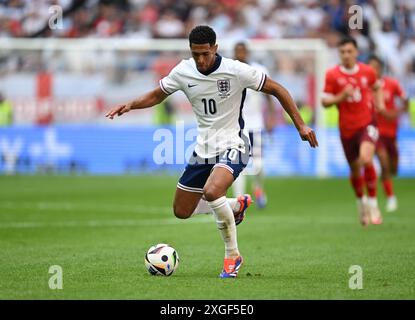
402;101;410;113
105;103;131;119
299;125;318;148
341;85;354;100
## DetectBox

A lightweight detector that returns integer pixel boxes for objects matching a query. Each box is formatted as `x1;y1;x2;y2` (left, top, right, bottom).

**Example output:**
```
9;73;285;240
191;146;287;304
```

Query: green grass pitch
0;175;414;299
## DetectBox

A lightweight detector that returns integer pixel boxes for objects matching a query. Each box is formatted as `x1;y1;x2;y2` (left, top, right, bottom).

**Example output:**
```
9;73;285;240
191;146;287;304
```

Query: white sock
191;198;212;215
357;195;367;206
192;198;241;215
208;196;239;258
233;174;246;197
367;197;378;208
227;198;240;212
387;195;397;201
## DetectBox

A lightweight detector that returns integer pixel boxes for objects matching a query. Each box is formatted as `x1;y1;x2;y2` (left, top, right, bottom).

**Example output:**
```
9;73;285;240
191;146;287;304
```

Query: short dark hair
189;25;216;46
338;37;358;48
234;41;248;50
367;54;384;67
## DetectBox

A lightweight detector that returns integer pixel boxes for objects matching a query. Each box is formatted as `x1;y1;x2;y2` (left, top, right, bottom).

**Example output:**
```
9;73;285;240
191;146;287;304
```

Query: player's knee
203;185;222;202
173;203;192;219
360;154;373;167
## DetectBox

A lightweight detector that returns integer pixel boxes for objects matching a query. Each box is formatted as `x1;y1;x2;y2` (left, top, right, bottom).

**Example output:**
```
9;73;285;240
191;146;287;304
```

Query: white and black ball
144;244;179;276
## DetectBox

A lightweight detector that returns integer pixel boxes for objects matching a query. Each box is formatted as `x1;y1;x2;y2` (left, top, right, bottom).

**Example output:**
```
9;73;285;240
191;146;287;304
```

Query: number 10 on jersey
202;98;217;115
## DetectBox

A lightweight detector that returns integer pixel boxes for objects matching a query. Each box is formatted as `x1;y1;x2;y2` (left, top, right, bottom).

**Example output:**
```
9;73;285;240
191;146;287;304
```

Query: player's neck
340;62;359;74
198;54;222;76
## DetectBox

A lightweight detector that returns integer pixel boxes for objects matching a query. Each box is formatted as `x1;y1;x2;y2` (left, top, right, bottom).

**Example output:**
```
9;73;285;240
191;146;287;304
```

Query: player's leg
250;130;267;209
204;166;243;278
377;146;392;196
388;139;399;211
359;139;383;224
174;189;246;218
342;135;368;226
173;154;211;219
349;159;369;226
204;166;239;258
174;153;250;219
173;187;204;219
389;139;399;176
378;137;398;212
252;154;266;209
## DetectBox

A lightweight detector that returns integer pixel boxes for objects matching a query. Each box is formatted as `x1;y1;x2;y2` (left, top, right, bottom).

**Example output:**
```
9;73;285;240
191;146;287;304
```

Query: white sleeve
159;62;183;95
236;61;267;91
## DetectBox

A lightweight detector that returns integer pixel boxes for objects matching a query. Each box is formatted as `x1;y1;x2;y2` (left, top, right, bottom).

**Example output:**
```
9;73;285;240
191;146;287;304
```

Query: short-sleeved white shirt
160;55;266;158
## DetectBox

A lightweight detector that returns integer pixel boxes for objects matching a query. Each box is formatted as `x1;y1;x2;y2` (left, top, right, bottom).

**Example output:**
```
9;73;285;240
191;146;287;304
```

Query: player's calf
173;188;203;219
173;204;194;219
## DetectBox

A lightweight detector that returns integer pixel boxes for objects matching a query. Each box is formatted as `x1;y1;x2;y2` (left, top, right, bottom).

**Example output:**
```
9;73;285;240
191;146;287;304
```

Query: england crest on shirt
217;79;231;98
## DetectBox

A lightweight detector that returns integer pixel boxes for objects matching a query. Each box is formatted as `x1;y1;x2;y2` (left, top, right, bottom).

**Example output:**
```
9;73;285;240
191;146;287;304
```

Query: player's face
339;43;358;68
368;59;381;75
190;43;218;73
234;45;248;63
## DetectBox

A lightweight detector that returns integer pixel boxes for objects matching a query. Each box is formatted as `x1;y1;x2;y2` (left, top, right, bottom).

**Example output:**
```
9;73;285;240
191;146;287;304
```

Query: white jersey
160;55;266;158
243;62;270;130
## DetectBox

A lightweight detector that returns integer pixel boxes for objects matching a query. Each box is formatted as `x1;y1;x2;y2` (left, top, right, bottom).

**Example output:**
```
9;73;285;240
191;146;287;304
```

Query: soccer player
322;37;385;226
232;41;276;209
106;26;318;278
368;55;409;212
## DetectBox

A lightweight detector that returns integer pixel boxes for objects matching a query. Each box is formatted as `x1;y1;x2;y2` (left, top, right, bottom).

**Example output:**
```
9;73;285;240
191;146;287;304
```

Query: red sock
350;175;364;198
382;179;394;197
364;164;377;197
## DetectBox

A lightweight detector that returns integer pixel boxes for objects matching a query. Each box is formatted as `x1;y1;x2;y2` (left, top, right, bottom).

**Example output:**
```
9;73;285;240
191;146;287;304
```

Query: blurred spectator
1;0;415;127
372;19;404;76
0;91;13;126
92;2;125;37
151;52;178;125
0;0;413;58
153;10;185;38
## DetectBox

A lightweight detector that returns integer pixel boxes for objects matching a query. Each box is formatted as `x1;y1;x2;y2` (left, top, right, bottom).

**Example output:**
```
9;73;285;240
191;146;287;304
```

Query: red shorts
377;135;398;161
340;124;379;164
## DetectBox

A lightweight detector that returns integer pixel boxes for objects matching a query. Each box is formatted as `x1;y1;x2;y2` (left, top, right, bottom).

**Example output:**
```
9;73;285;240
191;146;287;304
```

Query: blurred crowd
1;0;415;77
0;0;415;127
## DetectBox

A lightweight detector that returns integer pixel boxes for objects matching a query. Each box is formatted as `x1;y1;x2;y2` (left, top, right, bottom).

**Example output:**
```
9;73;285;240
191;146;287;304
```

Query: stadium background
0;0;415;177
1;0;415;300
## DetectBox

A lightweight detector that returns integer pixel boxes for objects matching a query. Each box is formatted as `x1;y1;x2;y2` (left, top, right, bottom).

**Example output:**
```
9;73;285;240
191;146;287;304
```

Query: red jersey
324;63;377;138
376;76;405;138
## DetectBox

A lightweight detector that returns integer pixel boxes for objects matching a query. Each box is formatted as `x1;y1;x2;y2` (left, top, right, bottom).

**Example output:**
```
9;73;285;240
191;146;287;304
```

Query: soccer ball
144;243;179;276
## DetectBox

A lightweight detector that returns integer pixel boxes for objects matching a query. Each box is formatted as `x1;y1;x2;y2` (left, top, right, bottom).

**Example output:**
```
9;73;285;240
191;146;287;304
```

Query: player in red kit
322;38;386;226
368;55;409;212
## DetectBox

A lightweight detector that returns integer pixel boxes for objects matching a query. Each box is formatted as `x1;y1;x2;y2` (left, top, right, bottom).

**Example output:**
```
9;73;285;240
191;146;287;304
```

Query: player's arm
261;77;318;148
321;85;354;108
372;81;386;114
378;96;410;120
105;87;168;119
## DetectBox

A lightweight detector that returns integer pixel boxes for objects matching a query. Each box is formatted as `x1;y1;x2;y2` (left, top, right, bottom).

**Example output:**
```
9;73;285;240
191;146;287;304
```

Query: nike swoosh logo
187;84;198;88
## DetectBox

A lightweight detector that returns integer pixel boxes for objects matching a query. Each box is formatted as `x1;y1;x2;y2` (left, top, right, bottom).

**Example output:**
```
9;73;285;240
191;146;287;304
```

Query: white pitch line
0;216;215;229
0;201;172;214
